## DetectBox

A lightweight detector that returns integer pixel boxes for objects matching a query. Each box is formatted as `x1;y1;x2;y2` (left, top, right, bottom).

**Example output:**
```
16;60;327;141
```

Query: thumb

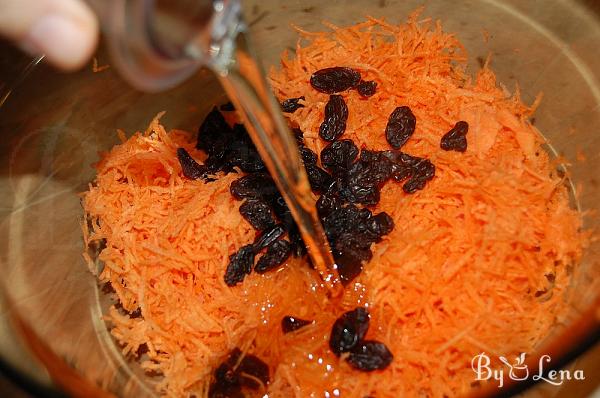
0;0;99;70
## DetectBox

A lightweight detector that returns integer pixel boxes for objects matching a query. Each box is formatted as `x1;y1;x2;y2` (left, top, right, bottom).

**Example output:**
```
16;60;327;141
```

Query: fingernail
24;14;90;70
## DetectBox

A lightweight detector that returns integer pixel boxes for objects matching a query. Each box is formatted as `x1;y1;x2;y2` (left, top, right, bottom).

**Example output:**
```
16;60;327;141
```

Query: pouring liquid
211;33;342;295
96;0;343;294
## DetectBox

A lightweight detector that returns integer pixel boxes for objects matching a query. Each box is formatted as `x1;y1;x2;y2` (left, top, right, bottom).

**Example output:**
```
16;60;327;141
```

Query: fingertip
19;0;99;71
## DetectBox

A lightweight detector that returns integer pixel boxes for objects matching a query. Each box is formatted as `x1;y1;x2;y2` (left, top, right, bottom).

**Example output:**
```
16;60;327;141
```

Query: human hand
0;0;98;70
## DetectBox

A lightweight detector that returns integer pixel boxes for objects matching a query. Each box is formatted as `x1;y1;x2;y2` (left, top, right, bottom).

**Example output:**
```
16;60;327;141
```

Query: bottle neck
85;0;242;92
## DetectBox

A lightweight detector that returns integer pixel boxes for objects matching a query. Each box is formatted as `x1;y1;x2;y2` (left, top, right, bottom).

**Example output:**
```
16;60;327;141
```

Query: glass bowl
0;0;598;397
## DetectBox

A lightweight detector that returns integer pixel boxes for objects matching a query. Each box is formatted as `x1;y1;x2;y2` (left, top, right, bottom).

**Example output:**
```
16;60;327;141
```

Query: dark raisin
440;121;468;152
334;150;397;205
220;102;235;111
329;307;370;355
322;205;371;241
287;227;307;258
316;190;342;218
239;199;275;231
224;244;255;286
238;354;270;389
346;341;393;371
221;124;265;173
177;148;208;180
210;349;244;398
197;107;232;152
305;163;333;193
321;140;359;175
271;195;295;230
209;349;269;396
281;96;306;113
255;240;292;273
339;182;380;206
378;151;435;193
253;224;285;252
365;212;394;242
357;80;377;97
402;159;435;194
196;113;266;176
272;199;305;259
310;67;361;94
333;233;373;284
299;145;318;165
291;128;304;146
319;95;349;141
378;151;414;181
135;343;149;358
385;106;416;149
354;151;395;186
129;307;142;318
281;316;313;333
210;350;242;396
230;174;278;201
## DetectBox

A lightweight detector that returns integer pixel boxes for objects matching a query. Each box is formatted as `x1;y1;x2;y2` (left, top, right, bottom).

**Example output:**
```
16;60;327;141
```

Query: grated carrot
82;11;585;398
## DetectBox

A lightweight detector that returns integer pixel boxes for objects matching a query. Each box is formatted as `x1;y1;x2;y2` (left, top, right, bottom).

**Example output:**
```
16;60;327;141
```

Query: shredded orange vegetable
82;11;585;398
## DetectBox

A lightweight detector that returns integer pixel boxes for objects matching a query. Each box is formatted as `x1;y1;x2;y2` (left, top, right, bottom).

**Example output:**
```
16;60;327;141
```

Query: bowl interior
0;0;598;396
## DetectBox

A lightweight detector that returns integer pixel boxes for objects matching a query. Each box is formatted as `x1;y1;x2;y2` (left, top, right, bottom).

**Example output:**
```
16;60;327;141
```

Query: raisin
292;127;305;145
253;224;285;252
196;110;266;176
239;199;275;231
222;124;265;173
333;149;398;206
209;349;269;396
440;121;468;152
346;341;393;371
385;106;416;149
255;240;292;273
319;95;349;141
237;354;270;389
329;307;370;355
320;203;394;283
310;67;361;94
294;142;325;193
365;212;394;242
230;174;278;201
357;80;377;97
322;205;372;241
305;163;333;193
224;244;255;286
316;190;342;218
287;227;307;258
135;343;149;358
281;316;312;333
378;151;435;193
333;233;373;284
129;307;142;318
271;195;295;230
299;145;318;165
339;182;380;206
210;349;243;398
321;140;359;176
281;96;306;113
197;107;232;152
354;151;395;186
177;148;208;180
402;159;435;194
